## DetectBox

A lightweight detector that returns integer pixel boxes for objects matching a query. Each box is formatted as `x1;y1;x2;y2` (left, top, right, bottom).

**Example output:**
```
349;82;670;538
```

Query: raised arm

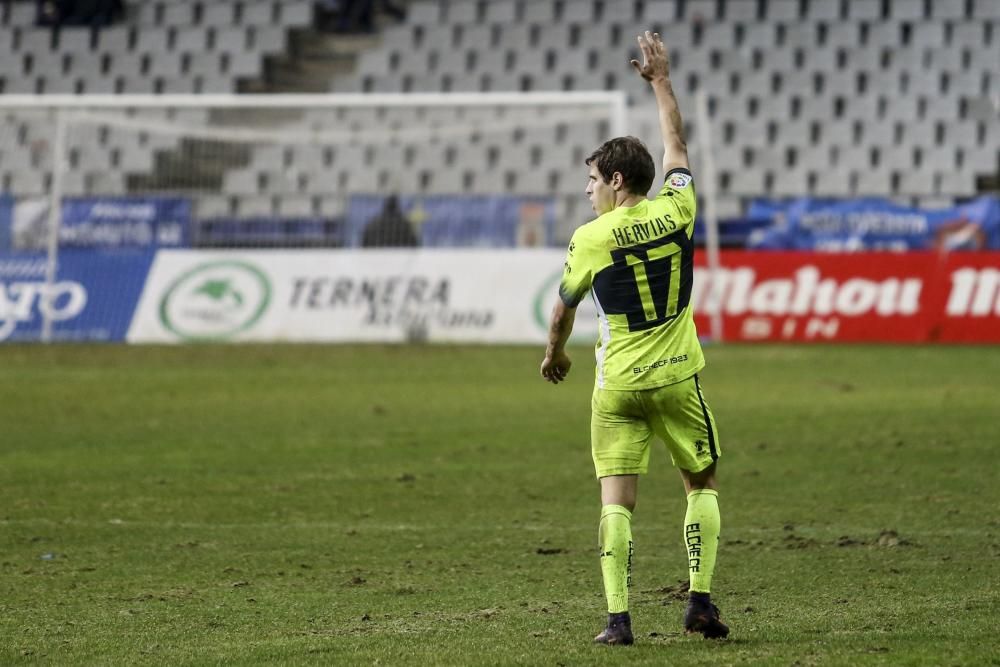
630;31;689;174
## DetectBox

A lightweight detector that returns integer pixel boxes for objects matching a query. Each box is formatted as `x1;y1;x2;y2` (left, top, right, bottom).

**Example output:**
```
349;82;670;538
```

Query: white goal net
0;92;629;340
1;92;626;244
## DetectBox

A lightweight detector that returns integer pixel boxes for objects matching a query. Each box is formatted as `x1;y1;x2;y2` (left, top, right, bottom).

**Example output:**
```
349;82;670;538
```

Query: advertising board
748;196;1000;251
0;250;154;342
127;249;1000;345
127;250;594;343
10;197;190;251
691;252;1000;343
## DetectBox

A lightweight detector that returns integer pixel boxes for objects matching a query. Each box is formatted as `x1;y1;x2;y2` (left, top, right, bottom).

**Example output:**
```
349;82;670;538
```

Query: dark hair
585;136;656;196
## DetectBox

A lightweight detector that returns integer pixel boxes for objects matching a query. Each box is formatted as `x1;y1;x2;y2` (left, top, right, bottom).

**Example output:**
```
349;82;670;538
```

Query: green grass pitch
1;344;998;665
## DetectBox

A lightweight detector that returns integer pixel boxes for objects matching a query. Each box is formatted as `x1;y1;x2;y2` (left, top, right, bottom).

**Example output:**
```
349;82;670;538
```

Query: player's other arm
540;300;576;384
631;31;689;174
542;232;590;384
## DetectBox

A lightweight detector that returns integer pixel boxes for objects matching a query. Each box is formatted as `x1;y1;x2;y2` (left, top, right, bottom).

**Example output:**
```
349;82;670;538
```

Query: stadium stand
0;0;998;242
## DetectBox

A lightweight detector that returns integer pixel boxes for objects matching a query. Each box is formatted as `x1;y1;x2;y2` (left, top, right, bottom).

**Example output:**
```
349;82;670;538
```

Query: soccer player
540;31;728;645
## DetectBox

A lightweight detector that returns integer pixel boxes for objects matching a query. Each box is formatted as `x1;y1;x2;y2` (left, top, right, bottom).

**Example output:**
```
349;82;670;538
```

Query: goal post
0;92;629;342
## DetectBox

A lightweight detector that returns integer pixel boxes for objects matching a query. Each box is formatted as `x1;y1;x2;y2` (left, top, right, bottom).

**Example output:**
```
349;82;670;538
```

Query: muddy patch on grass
785;534;821;549
836;529;916;548
875;529;914;547
647;580;689;602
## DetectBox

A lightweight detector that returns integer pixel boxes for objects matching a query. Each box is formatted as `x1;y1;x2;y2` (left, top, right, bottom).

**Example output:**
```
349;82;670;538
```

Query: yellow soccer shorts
591;373;721;478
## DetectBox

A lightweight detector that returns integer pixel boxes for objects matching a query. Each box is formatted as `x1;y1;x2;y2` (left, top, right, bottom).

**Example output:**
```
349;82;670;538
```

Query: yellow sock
684;489;720;593
599;504;633;613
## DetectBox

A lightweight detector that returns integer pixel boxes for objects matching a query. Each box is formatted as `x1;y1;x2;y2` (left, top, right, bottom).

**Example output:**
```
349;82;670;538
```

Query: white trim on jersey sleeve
591;289;612;389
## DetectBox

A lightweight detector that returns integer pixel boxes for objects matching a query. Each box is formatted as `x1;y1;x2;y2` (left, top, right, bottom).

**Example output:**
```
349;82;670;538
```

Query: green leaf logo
194;279;244;307
159;261;270;341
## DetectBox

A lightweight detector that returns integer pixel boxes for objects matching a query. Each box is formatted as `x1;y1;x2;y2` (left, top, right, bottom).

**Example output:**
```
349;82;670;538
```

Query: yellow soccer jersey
560;167;705;390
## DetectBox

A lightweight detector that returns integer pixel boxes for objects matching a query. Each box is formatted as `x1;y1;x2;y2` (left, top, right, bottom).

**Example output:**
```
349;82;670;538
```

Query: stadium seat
930;0;968;20
94;25;131;51
880;144;916;170
60;171;88;196
3;76;40;94
174;25;209;53
949;21;985;46
10;169;53;196
945;71;985;96
212;26;248;52
276;195;314;217
937;169;977;197
740;23;777;49
685;0;720;21
7;2;38;26
251;26;287;52
766;0;802;20
195;195;233;218
201;3;236;27
896;168;936;195
729;169;766;196
279;1;313;28
223;169;260;195
726;0;759;22
813;169;853;197
523;2;556;23
902;118;940;148
972;0;1000;19
484;0;517;24
890;0;926;21
889;96;921;122
86;171;125;194
910;22;946;48
846;0;882;20
408;2;442;26
30;50;67;78
58;28;93;52
772;169;811;198
447;1;479;24
853;169;892;195
135;27;170;53
236;195;276;217
20;27;55;52
241;2;275;27
157;76;196;93
824;22;861;48
148;52;184;78
962;145;998;172
806;0;842;21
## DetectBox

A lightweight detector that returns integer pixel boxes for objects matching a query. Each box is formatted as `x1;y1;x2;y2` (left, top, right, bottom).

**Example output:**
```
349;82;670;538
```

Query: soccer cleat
594;612;634;645
684;594;729;639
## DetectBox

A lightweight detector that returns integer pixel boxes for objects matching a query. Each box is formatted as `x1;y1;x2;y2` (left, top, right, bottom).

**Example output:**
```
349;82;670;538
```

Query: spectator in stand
361;196;419;248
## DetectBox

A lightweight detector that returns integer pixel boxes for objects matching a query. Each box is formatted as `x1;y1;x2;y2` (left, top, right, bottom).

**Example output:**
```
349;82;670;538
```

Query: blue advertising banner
0;250;154;342
0;195;12;252
747;196;1000;251
9;197;192;251
346;195;556;248
59;197;191;249
196;217;342;248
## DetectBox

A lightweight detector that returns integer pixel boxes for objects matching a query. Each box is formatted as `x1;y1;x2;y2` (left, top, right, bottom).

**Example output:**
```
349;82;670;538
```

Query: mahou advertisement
692;252;1000;343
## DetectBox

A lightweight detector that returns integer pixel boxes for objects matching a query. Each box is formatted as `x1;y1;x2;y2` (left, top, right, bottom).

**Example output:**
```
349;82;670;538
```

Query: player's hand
540;351;572;384
630;30;670;82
